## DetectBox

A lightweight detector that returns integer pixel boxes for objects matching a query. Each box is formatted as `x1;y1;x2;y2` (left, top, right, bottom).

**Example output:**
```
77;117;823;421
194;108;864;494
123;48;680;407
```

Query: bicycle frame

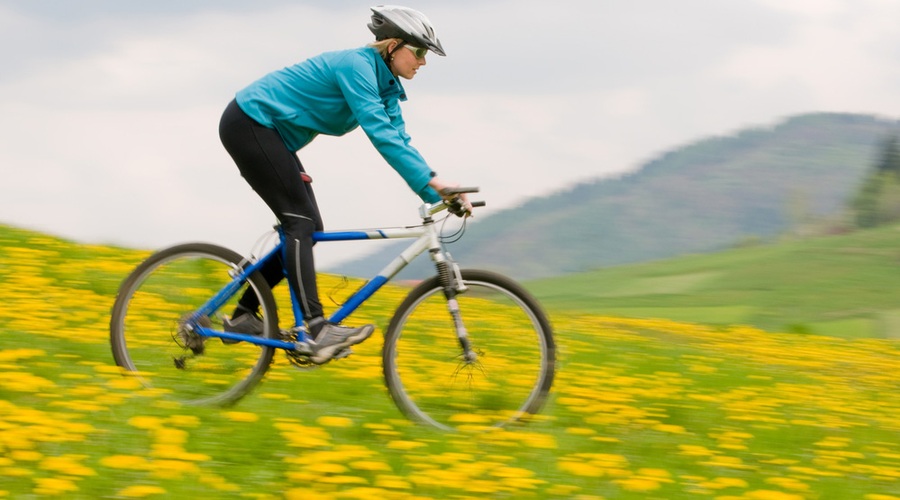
190;203;450;350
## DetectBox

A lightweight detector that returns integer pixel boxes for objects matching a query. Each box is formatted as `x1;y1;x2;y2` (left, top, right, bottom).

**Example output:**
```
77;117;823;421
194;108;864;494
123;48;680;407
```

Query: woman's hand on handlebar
428;177;474;217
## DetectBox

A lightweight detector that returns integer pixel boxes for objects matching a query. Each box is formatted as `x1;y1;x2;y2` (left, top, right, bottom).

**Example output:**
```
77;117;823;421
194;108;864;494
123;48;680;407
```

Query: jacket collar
369;47;408;102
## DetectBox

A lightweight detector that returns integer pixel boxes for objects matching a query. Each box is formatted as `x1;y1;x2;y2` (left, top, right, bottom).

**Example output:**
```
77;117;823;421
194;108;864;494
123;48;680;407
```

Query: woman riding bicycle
218;5;470;364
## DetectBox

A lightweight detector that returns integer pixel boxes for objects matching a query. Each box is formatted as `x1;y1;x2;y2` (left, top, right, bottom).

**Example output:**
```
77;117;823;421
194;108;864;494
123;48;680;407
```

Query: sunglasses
404;44;428;59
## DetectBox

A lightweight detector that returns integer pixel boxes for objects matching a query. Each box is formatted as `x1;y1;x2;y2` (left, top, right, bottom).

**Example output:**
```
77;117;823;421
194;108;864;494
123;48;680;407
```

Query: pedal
292;341;314;355
286;340;316;369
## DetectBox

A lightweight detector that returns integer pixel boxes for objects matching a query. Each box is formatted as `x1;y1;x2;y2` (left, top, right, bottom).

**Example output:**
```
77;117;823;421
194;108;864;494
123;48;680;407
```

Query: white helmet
368;5;446;56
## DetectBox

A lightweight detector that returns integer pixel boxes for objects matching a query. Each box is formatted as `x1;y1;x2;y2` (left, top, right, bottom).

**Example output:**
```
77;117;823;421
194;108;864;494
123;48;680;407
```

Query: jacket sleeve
332;55;441;204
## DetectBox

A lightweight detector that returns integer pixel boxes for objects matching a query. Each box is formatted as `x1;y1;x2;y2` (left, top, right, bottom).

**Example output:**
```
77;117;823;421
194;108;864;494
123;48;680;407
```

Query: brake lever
447;197;468;217
447;198;486;218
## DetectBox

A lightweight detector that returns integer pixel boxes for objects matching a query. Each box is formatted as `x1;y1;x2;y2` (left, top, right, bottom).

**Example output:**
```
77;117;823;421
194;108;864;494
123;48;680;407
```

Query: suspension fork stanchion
431;239;478;363
444;288;477;363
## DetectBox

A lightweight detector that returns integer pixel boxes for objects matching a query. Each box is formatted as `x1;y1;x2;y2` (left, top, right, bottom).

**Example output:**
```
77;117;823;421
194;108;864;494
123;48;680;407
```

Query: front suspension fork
435;256;477;363
445;294;477;363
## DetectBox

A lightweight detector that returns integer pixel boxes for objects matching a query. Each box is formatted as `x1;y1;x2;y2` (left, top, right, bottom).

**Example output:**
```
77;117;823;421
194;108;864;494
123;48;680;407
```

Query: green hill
334;112;900;280
528;223;900;339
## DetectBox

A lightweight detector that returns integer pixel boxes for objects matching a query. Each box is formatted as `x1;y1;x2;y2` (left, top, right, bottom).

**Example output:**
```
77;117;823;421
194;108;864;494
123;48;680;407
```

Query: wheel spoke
384;270;555;430
110;244;278;406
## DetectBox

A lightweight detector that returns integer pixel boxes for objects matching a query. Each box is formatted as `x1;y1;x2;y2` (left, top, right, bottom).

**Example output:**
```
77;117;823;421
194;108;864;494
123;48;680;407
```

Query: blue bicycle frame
189;215;445;350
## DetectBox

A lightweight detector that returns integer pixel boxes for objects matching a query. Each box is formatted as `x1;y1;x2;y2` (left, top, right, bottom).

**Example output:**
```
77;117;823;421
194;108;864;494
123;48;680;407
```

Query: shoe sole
221;317;264;344
309;325;374;365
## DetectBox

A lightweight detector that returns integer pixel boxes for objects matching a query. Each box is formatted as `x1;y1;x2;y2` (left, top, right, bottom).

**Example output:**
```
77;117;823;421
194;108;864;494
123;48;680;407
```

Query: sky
3;0;900;266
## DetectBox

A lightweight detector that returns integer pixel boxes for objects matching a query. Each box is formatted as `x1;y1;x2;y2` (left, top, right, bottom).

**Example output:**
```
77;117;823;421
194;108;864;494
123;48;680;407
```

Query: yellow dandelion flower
386;440;426;450
151;445;210;462
285;471;317;483
565;427;597;436
317;475;368;485
503;476;546;490
679;444;716;457
518;432;557;449
637;468;672;480
317;416;353;428
223;411;259;423
306;462;349;474
9;450;42;462
128;416;165;430
490;466;535;479
100;455;151;470
106;377;144;390
350;460;393;472
33;477;79;495
814;437;851;448
94;364;127;375
39;455;96;476
448;413;492;424
149;459;200;479
703;477;748;489
616;477;662;492
117;485;167;498
701;455;753;470
654;423;687;434
558;461;604;478
0;349;46;362
0;372;55;393
361;423;391;432
153;427;188;445
0;467;33;477
210;481;240;492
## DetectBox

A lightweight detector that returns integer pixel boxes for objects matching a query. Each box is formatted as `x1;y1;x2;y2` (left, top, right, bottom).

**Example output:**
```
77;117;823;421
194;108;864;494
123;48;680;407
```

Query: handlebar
423;186;485;218
439;186;480;196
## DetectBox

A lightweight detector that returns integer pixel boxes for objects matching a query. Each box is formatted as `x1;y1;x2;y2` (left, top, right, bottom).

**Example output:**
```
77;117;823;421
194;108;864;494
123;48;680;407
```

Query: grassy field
2;224;900;499
529;224;900;339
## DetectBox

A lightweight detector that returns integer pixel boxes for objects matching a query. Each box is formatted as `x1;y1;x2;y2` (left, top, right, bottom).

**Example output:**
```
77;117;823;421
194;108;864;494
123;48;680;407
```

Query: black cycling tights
218;99;325;324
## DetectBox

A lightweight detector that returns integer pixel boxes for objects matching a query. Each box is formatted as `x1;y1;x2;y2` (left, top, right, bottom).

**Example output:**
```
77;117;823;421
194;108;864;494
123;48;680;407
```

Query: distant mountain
331;112;900;280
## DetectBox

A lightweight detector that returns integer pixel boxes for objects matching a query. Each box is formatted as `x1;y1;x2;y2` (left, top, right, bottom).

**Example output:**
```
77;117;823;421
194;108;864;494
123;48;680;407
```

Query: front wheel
383;269;555;431
109;243;278;406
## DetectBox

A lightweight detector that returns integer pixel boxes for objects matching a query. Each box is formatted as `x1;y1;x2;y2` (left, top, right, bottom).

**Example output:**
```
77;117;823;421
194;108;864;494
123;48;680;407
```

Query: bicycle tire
110;243;278;406
383;269;555;431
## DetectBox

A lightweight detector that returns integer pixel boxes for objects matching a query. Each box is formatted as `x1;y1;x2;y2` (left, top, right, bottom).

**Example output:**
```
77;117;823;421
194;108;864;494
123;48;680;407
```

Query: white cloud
2;0;900;268
708;0;900;114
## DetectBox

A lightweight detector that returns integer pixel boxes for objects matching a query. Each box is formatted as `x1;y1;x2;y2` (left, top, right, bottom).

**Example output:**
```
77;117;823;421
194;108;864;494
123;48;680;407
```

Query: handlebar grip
440;186;480;196
472;201;486;208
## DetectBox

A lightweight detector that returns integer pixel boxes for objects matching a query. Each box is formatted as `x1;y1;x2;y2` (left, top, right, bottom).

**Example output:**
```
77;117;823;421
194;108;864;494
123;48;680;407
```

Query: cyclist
218;5;470;364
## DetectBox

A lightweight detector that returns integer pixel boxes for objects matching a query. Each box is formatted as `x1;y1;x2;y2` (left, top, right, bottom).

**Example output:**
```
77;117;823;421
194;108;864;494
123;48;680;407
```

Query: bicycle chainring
282;331;318;369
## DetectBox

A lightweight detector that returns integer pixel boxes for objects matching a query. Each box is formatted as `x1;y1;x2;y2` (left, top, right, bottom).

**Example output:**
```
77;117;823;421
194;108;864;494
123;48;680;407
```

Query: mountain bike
109;188;555;431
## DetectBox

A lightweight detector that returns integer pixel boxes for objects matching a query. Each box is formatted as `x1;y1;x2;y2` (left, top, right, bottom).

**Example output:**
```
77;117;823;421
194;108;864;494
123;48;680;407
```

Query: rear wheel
110;243;278;406
383;269;555;431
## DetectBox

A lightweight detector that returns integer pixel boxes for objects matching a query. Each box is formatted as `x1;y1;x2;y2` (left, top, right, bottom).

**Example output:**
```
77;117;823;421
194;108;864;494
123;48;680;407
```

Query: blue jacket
236;46;441;203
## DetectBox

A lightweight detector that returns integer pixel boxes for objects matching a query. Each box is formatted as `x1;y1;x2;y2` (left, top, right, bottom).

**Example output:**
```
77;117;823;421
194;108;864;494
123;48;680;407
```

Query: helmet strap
386;40;407;64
